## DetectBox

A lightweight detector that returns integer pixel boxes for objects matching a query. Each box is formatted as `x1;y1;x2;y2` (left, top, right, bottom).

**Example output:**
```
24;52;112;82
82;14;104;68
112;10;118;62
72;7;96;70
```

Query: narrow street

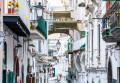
0;0;120;83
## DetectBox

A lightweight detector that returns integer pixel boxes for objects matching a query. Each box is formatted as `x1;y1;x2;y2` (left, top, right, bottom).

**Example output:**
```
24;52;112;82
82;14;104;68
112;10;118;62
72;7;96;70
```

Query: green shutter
38;40;41;53
2;70;7;83
113;79;117;83
52;68;55;77
37;17;47;39
51;50;53;56
49;49;53;56
3;42;7;65
7;71;15;83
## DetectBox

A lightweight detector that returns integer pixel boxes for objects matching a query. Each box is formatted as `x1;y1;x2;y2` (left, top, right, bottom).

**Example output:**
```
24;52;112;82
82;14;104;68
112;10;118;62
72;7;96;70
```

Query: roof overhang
3;15;30;37
30;29;45;40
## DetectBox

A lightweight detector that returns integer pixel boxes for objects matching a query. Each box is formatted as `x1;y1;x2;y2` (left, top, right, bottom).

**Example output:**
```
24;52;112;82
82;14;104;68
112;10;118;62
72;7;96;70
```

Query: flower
15;1;19;8
19;5;21;8
26;16;28;19
30;23;31;27
7;0;13;6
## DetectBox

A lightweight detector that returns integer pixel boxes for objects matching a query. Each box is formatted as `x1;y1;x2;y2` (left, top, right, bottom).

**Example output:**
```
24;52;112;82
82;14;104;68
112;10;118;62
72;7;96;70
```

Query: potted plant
78;2;85;7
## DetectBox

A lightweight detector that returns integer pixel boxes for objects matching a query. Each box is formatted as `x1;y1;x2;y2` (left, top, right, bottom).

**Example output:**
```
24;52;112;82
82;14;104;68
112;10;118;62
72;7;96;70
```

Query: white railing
73;37;86;51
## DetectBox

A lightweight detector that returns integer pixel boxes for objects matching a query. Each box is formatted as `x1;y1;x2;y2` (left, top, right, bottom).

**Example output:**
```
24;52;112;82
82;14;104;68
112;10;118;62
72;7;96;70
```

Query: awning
80;43;85;49
36;57;49;63
3;15;30;37
37;17;47;39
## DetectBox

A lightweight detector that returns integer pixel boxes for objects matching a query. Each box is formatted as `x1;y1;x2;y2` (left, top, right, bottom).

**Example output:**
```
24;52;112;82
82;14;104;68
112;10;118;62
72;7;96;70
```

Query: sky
48;0;63;7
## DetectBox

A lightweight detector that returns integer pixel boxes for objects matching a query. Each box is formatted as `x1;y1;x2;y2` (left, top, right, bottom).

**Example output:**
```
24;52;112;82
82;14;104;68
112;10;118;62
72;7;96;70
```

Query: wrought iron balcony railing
110;13;120;37
110;1;119;13
102;28;120;42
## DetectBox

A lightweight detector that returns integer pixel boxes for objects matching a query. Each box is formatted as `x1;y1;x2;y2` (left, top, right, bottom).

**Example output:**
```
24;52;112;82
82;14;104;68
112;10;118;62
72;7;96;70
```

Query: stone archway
108;58;112;83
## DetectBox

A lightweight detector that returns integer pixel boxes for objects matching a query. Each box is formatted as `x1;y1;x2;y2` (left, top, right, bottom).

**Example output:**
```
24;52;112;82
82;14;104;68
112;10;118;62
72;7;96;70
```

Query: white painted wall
6;36;14;71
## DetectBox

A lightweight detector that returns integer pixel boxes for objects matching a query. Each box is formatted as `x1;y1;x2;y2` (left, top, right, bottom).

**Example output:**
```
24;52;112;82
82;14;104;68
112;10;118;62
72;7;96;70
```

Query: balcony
50;11;71;18
49;28;69;35
3;0;30;37
101;13;117;42
30;22;45;40
53;21;77;29
102;29;120;42
73;37;86;51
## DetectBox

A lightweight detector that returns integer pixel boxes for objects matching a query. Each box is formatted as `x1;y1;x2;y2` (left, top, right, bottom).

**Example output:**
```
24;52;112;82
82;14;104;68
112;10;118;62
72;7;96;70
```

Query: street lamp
56;40;61;50
34;2;44;17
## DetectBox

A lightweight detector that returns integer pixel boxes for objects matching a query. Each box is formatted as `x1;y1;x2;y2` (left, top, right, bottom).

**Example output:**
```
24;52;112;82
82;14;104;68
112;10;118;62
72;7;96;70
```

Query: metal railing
110;13;120;29
53;18;74;22
110;1;118;13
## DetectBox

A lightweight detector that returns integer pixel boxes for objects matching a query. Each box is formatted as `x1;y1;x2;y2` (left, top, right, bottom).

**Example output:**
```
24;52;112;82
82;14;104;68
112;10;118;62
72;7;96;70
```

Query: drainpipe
0;0;3;82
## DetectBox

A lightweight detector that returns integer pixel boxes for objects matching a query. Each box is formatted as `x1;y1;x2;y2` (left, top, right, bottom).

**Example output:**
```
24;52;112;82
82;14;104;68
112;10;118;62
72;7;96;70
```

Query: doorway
108;59;112;83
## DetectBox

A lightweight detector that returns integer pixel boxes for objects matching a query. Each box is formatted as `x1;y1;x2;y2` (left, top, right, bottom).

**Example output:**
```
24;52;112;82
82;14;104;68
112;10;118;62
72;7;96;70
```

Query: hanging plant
7;0;13;6
78;2;85;7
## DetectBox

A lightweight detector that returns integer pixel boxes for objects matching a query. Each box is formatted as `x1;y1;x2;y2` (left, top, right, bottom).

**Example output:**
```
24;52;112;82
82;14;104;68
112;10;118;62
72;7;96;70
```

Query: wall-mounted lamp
34;2;44;17
15;44;22;48
56;40;61;50
28;44;35;47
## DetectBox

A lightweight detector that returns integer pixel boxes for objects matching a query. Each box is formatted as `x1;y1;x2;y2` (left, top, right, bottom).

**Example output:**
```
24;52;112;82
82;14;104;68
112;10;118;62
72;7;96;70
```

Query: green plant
78;2;85;7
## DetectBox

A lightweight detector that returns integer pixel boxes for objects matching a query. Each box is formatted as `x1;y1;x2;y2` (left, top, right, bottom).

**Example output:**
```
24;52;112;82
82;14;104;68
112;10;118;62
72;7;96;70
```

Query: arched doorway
108;58;112;83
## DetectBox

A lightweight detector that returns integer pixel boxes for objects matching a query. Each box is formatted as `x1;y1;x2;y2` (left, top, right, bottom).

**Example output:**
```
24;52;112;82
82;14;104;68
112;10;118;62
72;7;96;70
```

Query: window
40;77;42;83
87;32;89;57
49;49;53;56
98;24;100;56
91;30;94;59
38;40;41;53
80;31;85;39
